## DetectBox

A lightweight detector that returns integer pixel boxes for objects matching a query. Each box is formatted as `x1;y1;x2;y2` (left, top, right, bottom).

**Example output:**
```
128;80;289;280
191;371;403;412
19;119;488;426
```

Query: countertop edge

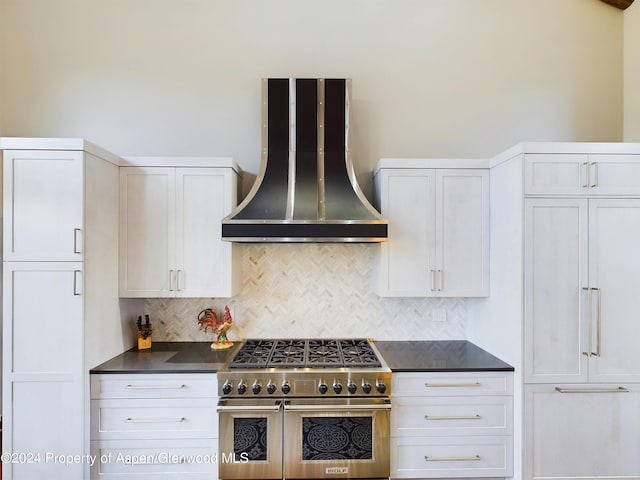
389;366;515;373
90;368;221;374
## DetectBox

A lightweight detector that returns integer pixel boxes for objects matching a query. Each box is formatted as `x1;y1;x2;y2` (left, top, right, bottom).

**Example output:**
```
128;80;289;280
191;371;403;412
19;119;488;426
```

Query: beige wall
624;3;640;140
0;0;624;180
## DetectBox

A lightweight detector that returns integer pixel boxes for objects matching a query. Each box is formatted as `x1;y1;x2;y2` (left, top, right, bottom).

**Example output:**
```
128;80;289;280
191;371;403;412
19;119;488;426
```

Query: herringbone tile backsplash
146;244;467;342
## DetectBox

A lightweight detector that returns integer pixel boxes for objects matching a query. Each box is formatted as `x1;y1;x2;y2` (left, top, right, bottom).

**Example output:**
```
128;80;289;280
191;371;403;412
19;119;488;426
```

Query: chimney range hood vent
222;78;388;243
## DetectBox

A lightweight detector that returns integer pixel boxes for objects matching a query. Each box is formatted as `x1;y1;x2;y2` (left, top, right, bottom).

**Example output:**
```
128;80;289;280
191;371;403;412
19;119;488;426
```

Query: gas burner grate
306;339;343;366
339;339;383;367
228;338;382;369
227;339;275;367
269;339;307;367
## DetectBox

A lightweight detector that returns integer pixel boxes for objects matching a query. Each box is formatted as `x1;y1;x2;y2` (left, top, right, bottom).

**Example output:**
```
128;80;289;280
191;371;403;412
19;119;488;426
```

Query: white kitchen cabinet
471;143;640;480
524;198;640;384
374;164;489;297
524;153;640;196
90;373;219;480
3;149;84;261
119;161;240;298
390;371;513;479
524;384;640;480
523;196;640;480
1;138;129;480
587;199;640;383
3;262;84;479
524;198;589;383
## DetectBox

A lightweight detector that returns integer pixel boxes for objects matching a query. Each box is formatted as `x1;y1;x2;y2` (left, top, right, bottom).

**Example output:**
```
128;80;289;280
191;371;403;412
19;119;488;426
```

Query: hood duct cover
222;78;388;242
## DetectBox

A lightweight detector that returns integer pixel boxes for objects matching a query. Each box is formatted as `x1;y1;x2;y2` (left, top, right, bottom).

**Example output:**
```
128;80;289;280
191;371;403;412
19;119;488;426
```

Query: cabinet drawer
91;399;217;440
90;438;217;479
392;396;512;436
524;154;640;196
392;372;513;396
391;436;513;478
91;374;217;399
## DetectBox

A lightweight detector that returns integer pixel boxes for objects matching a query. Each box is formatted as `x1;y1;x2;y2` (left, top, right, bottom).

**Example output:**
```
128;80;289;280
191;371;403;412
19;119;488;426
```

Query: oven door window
234;417;268;461
301;416;372;460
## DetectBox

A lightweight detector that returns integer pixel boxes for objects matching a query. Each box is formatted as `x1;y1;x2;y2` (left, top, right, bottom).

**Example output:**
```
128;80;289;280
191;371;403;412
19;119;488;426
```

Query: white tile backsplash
145;244;467;341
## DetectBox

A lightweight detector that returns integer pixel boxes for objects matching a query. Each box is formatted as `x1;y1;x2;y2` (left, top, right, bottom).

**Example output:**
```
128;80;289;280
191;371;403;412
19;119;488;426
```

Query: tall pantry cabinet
467;143;640;480
1;138;133;480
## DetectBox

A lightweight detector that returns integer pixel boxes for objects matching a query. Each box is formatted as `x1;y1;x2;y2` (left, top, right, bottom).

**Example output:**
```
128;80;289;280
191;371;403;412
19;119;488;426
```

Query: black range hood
222;78;388;243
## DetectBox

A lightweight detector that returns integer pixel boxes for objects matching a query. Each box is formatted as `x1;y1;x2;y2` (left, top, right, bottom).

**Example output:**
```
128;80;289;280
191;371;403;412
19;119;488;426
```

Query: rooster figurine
197;306;234;350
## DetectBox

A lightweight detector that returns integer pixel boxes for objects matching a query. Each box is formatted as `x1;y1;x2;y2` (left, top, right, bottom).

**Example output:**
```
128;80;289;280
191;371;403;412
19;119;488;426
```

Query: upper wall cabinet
3;149;85;261
524;154;640;196
119;159;241;298
374;161;489;297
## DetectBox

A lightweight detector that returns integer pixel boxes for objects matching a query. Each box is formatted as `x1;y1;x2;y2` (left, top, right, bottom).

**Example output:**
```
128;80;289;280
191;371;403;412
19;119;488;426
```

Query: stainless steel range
217;339;391;480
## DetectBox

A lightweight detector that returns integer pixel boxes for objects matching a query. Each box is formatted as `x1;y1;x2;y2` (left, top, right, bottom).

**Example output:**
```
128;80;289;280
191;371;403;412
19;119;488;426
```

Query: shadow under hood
221;78;388;243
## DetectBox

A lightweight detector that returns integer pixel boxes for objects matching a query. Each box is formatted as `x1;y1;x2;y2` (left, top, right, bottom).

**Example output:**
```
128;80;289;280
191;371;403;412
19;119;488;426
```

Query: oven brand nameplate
326;467;349;475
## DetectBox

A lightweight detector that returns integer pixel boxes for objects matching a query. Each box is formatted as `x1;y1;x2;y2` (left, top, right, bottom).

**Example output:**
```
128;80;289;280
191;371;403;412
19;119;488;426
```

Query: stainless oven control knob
252;381;262;395
362;381;372;394
222;381;233;395
347;382;357;394
281;381;291;395
318;381;328;395
237;381;247;395
333;382;343;394
376;381;387;394
266;381;277;395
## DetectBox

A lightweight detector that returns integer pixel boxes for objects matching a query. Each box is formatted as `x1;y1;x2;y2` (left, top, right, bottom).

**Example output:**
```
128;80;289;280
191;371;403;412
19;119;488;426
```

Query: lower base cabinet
391;372;513;479
90;439;218;479
90;374;218;480
392;436;513;479
524;384;640;480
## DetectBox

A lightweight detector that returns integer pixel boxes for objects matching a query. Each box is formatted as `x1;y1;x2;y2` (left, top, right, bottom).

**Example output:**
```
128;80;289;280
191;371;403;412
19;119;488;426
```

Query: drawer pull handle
425;455;481;462
555;386;628;394
424;382;482;388
425;414;481;421
125;384;186;390
125;417;186;423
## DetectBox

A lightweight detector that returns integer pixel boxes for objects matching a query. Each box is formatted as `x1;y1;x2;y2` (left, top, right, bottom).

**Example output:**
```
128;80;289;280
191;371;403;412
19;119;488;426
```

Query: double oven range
217;339;392;480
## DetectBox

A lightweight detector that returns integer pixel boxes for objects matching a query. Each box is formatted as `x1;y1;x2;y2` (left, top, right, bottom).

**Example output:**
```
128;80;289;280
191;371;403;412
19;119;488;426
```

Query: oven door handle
284;402;391;412
217;402;282;413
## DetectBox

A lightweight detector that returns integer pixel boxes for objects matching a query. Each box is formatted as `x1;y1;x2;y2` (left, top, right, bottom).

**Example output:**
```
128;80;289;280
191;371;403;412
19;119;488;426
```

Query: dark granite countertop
90;342;241;374
373;340;514;372
91;340;513;374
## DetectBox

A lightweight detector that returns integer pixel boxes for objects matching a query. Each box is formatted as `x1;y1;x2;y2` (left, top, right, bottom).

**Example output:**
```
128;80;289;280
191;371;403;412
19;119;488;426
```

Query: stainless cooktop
218;338;391;398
